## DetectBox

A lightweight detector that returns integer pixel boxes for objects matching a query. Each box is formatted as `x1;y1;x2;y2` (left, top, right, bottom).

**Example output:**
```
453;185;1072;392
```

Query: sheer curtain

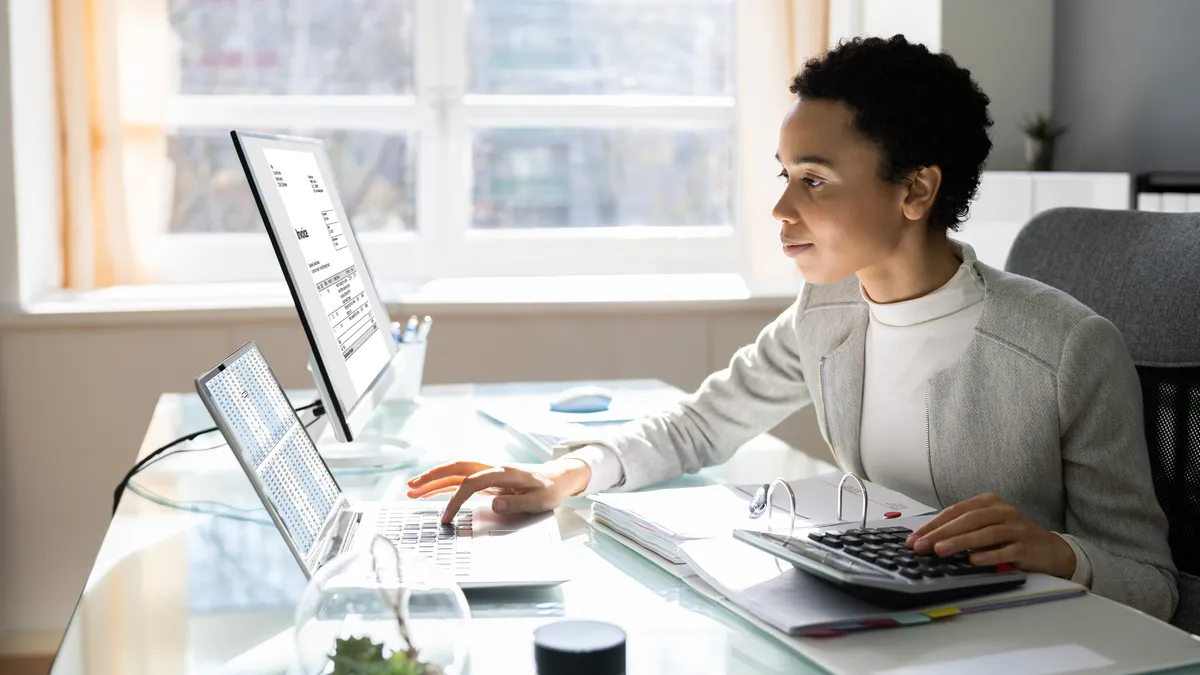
53;0;164;288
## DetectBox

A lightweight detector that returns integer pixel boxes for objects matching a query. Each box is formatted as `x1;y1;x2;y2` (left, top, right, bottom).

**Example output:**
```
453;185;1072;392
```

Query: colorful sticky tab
922;606;961;619
892;613;932;626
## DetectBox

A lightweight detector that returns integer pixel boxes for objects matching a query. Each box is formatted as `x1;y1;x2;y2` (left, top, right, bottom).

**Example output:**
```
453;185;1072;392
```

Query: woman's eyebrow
774;152;837;168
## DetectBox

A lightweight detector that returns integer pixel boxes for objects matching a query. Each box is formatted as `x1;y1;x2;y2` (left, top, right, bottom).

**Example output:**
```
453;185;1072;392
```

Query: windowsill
0;273;802;327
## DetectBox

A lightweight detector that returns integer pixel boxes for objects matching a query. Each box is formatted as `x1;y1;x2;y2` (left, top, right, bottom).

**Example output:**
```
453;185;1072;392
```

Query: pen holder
389;339;426;403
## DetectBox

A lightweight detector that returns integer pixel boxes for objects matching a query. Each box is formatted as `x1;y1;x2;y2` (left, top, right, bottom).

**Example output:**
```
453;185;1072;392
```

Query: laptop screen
197;343;343;569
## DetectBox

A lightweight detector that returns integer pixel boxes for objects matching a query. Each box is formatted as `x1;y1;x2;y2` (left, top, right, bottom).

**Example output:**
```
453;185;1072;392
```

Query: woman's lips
782;242;814;257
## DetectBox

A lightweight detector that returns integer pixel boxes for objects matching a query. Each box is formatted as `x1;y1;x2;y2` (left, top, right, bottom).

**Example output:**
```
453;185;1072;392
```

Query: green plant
330;636;433;675
1019;113;1068;141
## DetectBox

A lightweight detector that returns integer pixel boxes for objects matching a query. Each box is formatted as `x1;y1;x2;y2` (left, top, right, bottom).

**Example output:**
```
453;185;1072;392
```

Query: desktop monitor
231;131;397;443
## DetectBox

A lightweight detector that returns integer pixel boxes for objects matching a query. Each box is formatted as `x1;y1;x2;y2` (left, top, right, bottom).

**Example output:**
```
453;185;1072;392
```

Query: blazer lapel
821;314;868;477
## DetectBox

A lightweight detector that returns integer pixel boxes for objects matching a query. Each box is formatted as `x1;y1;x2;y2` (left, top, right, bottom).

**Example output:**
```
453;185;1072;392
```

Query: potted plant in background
1019;113;1068;171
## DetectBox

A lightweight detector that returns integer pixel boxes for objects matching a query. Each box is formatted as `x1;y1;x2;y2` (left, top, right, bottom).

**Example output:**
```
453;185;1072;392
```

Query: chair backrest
1005;207;1200;632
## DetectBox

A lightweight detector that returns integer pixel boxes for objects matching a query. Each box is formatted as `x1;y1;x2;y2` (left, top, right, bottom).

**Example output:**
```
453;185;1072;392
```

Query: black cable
112;399;325;514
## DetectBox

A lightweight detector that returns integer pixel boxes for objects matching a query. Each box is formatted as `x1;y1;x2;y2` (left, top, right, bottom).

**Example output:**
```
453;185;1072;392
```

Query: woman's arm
556;288;815;492
1055;314;1178;620
411;288;817;521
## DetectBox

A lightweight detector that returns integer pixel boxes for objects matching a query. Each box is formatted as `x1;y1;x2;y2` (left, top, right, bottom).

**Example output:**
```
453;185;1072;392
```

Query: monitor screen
232;132;396;440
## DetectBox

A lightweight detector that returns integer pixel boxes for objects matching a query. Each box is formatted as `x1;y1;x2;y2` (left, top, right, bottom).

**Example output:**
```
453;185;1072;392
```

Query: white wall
1054;0;1200;172
941;0;1055;171
0;306;825;643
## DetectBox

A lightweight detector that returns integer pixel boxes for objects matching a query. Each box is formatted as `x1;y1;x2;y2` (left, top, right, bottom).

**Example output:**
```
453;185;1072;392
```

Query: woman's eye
777;169;789;181
802;177;825;188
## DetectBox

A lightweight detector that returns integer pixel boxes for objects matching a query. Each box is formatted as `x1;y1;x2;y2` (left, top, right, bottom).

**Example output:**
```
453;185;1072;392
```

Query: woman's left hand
906;493;1077;579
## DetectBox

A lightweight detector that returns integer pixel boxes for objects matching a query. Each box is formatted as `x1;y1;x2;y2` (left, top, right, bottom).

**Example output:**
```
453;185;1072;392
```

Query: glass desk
48;381;1200;675
49;381;834;675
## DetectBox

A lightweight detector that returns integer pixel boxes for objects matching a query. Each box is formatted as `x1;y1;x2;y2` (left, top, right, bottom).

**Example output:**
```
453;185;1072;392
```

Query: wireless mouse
549;385;614;414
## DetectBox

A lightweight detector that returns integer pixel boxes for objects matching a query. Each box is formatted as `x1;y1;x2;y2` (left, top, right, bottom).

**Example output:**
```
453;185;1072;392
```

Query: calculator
733;524;1027;609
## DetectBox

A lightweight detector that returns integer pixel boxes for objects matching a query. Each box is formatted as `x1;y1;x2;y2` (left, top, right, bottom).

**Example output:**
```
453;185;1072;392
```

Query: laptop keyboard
380;508;473;578
526;431;564;453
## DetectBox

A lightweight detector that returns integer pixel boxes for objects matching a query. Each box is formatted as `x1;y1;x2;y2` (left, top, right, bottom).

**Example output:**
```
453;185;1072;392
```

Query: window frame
136;0;756;284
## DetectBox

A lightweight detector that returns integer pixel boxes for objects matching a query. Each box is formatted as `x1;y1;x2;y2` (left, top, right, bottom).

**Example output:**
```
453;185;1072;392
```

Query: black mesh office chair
1005;207;1200;632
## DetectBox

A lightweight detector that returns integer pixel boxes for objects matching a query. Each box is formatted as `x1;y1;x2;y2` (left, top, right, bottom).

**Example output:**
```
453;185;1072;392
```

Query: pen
401;315;418;343
415;315;433;342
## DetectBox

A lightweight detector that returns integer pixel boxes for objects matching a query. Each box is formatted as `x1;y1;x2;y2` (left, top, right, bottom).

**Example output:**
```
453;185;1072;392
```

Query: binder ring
837;473;869;530
747;477;797;540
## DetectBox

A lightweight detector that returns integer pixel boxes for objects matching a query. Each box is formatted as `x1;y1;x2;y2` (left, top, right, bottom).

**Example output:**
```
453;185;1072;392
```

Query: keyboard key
883;527;913;535
875;558;898;570
841;535;863;545
899;568;923;580
859;551;878;562
864;543;887;552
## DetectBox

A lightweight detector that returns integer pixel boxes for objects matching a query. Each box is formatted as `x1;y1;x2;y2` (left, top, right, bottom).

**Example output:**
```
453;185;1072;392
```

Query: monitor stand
308;415;420;470
305;355;421;471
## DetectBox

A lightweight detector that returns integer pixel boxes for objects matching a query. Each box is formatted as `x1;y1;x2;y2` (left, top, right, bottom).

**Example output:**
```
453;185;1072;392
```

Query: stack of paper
677;533;1086;637
589;472;936;564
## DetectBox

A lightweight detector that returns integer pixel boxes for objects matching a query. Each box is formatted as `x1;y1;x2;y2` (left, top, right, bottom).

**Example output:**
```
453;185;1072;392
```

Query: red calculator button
995;563;1015;573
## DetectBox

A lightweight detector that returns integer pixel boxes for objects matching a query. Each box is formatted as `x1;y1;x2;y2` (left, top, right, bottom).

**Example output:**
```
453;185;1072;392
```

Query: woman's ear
901;165;943;222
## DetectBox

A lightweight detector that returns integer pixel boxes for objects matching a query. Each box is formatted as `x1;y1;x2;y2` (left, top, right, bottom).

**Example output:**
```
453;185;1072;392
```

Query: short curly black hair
790;35;993;232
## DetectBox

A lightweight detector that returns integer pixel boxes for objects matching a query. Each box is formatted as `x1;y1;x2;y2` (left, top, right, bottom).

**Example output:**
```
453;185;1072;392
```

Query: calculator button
841;535;863;545
864;543;887;552
899;568;923;580
859;551;878;562
823;539;844;549
807;533;827;544
875;558;898;570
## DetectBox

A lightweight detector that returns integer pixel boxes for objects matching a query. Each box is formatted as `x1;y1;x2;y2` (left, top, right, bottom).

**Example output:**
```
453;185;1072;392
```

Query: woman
408;36;1178;620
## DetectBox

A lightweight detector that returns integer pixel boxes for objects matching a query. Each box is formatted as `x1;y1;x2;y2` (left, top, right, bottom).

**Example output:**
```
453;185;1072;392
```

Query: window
75;0;815;286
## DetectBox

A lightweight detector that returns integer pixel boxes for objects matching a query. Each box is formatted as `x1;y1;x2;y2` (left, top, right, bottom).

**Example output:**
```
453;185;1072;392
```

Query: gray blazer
561;245;1178;620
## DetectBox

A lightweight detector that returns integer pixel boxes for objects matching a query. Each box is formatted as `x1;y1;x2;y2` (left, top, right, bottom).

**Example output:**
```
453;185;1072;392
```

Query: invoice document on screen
263;147;391;398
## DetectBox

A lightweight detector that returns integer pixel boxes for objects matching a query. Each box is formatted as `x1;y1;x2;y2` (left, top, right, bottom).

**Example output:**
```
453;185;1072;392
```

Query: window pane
467;0;735;95
170;0;415;95
472;128;733;228
167;130;417;233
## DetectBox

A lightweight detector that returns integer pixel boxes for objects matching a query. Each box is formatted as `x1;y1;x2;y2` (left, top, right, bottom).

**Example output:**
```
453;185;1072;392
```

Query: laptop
195;341;569;588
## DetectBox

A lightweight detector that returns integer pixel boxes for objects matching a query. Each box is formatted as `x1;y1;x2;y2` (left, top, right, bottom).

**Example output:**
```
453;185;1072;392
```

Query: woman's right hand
406;458;593;524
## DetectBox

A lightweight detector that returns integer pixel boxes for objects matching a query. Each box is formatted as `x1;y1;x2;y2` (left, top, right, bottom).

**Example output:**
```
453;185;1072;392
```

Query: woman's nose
772;190;797;225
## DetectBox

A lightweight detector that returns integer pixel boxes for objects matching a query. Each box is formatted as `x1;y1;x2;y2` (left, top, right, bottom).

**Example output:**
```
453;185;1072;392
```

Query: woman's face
772;97;918;284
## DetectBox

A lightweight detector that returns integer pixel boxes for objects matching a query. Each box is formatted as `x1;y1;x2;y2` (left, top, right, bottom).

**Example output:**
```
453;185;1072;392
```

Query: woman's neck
857;232;962;304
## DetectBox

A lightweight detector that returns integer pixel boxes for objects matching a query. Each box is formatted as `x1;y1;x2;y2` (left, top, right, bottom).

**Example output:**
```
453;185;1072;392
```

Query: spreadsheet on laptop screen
201;345;341;556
